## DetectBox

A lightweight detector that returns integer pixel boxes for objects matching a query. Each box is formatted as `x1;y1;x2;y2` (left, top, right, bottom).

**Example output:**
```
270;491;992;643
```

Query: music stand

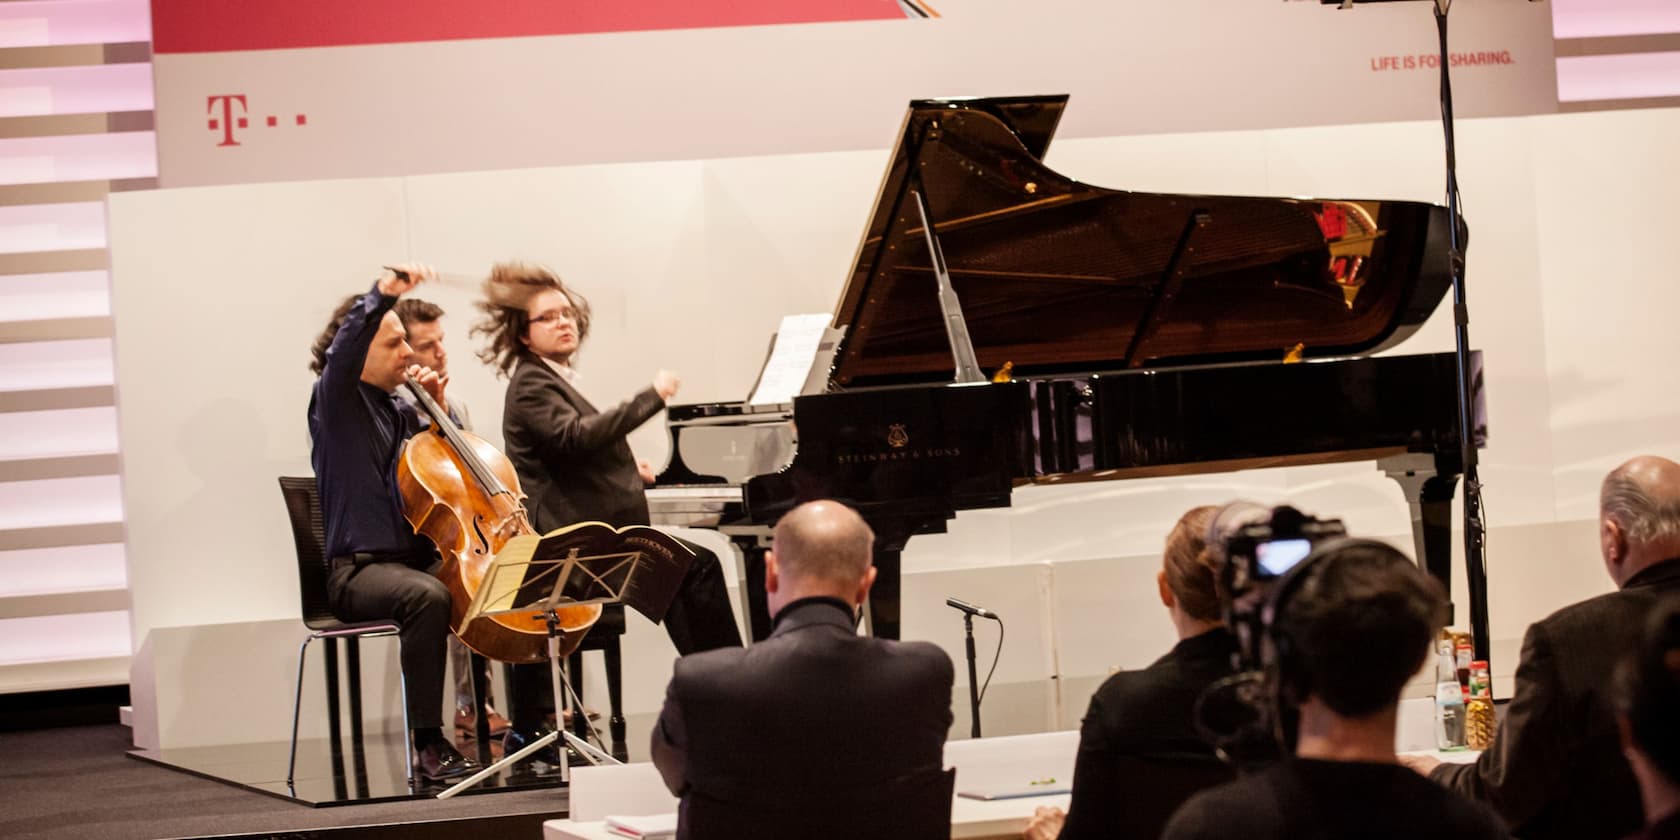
436;524;695;799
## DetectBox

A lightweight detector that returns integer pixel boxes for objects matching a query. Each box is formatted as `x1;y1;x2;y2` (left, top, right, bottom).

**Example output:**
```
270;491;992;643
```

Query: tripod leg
471;652;491;764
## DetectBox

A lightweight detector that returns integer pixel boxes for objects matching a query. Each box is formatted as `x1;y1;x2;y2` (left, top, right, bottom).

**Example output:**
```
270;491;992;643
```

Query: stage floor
1;724;573;840
129;729;571;806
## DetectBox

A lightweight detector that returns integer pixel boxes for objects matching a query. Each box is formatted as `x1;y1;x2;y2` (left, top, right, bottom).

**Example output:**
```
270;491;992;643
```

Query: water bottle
1434;639;1467;750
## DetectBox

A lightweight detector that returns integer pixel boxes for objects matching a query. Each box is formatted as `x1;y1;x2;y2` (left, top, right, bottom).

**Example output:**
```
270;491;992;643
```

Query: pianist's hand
653;370;680;402
1023;805;1065;840
637;460;657;485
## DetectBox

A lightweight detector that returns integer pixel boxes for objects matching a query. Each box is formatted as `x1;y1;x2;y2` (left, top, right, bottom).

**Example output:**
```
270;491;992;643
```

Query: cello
394;374;600;662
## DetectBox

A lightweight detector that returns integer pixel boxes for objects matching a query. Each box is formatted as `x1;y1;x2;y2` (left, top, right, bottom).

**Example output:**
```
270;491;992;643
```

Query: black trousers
326;558;450;730
506;538;741;727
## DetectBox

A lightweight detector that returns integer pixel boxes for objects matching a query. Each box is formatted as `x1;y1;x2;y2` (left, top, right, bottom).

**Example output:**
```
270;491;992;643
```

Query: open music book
464;522;696;625
746;312;844;409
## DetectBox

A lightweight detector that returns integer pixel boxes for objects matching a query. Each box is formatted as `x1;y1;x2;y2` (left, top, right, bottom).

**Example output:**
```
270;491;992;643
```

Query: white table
545;731;1078;840
543;733;1478;840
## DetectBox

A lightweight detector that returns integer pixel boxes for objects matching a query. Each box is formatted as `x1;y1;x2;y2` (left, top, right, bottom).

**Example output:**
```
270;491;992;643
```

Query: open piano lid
827;95;1454;388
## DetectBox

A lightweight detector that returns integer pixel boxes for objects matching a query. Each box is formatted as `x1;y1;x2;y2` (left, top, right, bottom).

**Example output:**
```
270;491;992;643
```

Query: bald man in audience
1401;455;1680;839
650;500;955;839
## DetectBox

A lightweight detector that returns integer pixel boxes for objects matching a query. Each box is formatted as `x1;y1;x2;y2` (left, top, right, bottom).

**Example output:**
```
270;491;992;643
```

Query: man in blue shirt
306;264;476;782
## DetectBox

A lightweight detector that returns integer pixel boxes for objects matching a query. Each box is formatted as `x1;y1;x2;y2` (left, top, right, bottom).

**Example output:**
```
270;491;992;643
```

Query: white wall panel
0;271;110;321
0;475;123;531
1558;52;1680;102
0;406;117;460
0;132;157;186
0;609;129;665
0;337;113;391
1553;0;1680;38
0;0;150;49
0;201;105;254
0;63;153;118
0;543;127;598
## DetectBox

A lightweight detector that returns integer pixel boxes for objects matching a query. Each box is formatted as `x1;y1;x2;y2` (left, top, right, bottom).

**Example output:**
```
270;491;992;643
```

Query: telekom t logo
207;94;308;147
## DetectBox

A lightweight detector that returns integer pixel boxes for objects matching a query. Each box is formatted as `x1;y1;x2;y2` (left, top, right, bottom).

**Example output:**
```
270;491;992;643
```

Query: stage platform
129;730;566;806
0;724;570;840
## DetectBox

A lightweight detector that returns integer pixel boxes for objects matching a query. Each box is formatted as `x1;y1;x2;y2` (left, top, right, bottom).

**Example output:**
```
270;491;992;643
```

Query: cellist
305;264;480;782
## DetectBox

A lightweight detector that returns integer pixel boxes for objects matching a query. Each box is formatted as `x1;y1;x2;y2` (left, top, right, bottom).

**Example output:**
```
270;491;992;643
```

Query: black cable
976;616;1004;704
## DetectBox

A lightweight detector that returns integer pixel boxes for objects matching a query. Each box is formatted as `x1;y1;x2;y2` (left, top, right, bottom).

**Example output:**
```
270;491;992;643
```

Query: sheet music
748;313;831;408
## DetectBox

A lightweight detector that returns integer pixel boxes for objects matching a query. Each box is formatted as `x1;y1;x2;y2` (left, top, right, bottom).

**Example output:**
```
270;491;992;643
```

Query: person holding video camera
1023;506;1238;840
1161;525;1507;839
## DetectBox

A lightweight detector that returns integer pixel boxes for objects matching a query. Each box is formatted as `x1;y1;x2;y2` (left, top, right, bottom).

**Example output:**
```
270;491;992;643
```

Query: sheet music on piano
746;313;837;410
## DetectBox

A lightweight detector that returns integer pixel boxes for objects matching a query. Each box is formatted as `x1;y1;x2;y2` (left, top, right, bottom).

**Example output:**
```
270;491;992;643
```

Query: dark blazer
1061;628;1238;840
650;598;954;826
501;351;666;531
1434;558;1680;840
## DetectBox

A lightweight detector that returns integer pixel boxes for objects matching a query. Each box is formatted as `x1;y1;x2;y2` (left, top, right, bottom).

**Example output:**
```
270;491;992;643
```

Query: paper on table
747;313;831;408
605;812;678;839
956;779;1071;801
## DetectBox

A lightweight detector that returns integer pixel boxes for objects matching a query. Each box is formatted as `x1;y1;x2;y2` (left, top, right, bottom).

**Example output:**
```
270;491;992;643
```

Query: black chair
566;605;628;760
278;476;408;787
681;766;957;840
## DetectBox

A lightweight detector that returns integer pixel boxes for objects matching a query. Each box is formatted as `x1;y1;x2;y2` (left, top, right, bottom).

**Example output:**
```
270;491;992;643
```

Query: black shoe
414;738;478;781
502;725;562;767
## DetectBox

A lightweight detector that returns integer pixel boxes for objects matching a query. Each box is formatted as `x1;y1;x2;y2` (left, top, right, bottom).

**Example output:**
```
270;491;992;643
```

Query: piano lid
827;95;1454;388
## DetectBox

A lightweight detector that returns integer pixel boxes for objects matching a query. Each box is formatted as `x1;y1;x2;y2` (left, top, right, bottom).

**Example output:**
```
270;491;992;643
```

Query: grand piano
650;95;1485;641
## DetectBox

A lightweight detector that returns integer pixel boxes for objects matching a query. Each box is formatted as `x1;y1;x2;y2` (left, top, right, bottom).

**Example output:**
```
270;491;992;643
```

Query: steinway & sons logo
835;423;962;465
887;424;909;448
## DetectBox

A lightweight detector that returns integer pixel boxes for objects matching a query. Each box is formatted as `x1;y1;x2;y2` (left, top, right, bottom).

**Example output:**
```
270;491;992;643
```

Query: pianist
472;262;741;755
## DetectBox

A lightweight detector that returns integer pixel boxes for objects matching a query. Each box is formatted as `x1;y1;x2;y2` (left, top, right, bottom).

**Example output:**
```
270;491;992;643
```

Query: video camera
1194;503;1346;766
1216;504;1347;672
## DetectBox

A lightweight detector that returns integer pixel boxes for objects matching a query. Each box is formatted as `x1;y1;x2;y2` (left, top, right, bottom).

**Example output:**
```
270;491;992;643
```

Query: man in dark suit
473;262;742;755
1401;455;1680;839
650;500;955;838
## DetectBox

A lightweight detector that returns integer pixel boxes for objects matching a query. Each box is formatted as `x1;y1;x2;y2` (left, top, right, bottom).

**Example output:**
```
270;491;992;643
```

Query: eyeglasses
529;310;575;325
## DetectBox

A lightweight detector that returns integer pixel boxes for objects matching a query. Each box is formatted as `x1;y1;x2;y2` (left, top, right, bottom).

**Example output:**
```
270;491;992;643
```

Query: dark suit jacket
650;598;954;821
1061;628;1238;840
1434;558;1680;840
501;351;666;532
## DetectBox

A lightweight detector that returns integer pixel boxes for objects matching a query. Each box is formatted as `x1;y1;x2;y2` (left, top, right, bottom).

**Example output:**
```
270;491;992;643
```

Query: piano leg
1380;454;1461;625
730;536;775;643
864;526;915;641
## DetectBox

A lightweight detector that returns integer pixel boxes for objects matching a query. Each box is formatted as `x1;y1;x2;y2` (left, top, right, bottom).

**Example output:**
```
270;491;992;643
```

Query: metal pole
964;613;982;738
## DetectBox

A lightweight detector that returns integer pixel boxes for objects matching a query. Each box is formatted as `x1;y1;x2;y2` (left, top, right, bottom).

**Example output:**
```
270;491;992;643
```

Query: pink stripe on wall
149;0;906;54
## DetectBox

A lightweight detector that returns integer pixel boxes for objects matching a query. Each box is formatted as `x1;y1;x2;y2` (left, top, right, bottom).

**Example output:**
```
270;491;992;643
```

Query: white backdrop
109;107;1680;745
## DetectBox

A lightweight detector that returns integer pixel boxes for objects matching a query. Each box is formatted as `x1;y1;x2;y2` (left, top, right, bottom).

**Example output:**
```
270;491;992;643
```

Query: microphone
945;597;997;619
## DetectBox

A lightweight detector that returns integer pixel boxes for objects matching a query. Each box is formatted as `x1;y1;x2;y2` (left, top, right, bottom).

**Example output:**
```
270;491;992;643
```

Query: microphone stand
963;612;982;738
1327;0;1492;665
